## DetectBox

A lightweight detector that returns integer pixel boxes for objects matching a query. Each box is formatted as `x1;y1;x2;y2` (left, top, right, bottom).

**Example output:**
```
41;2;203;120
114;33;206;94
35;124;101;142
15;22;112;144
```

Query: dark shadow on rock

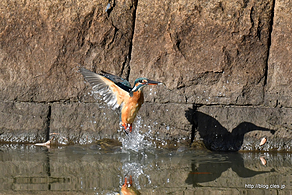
185;152;275;187
185;105;275;151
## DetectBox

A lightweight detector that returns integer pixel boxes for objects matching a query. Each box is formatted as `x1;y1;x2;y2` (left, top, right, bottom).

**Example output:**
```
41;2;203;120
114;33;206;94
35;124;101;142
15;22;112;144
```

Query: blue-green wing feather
100;71;132;92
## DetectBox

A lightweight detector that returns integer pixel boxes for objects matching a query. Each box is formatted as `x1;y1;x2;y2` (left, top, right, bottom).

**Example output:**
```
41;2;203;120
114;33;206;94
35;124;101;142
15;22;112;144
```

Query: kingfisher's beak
147;79;163;85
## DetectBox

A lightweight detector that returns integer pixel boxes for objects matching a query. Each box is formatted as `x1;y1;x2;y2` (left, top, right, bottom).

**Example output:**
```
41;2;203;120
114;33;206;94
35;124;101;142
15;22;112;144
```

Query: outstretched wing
100;70;132;92
80;67;131;109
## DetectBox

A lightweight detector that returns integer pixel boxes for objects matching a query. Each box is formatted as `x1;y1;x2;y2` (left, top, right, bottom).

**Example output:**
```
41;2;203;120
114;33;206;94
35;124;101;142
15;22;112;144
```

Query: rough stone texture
49;101;193;146
137;103;193;139
130;0;273;105
0;0;291;151
50;102;120;144
265;0;292;107
0;101;49;143
0;0;136;102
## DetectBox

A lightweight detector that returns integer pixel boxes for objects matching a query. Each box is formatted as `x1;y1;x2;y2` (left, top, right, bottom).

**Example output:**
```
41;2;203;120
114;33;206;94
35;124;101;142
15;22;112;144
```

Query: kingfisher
80;67;162;134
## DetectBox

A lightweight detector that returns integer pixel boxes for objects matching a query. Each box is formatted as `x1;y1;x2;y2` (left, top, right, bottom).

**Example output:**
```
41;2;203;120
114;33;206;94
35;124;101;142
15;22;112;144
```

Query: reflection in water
185;152;274;187
120;175;141;195
0;144;291;194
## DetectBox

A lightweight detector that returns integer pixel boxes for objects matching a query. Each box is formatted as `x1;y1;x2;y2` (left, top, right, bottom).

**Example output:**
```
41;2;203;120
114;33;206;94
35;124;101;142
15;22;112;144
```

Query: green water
0;144;291;194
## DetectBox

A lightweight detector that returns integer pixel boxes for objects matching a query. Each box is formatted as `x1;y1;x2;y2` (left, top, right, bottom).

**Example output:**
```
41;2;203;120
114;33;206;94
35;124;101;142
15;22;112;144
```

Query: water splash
116;116;155;191
118;116;153;153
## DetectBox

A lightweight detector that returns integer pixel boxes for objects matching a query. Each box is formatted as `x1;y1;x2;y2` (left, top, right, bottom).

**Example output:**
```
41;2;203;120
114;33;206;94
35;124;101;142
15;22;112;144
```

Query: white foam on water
118;116;154;153
116;116;156;190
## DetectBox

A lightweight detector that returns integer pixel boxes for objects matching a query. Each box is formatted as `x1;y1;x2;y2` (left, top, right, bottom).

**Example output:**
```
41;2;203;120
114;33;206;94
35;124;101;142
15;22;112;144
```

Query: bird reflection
119;175;141;195
185;152;275;187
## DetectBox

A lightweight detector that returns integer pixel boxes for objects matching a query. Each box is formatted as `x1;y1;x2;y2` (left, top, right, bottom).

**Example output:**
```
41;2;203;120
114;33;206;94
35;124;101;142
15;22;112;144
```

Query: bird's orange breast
121;91;144;124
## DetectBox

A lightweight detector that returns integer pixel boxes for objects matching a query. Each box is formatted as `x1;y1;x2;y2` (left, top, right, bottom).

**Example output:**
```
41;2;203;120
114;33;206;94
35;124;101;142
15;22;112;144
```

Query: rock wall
0;0;291;151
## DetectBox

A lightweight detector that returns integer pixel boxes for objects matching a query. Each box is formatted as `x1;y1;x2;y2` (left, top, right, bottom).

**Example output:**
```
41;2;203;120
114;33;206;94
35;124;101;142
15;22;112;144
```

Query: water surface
0;143;291;194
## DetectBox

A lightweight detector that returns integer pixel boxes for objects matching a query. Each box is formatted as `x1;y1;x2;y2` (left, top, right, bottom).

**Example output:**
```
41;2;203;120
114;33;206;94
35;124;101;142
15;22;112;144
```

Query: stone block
130;0;273;105
265;0;292;107
0;101;49;143
50;102;120;144
0;0;136;102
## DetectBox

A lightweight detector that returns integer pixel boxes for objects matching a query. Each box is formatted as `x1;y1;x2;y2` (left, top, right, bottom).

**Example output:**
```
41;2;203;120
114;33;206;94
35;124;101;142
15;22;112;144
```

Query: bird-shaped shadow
185;105;275;151
185;152;275;187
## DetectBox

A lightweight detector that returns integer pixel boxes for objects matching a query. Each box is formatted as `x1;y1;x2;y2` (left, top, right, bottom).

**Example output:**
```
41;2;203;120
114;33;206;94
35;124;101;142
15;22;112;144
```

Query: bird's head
131;78;162;92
